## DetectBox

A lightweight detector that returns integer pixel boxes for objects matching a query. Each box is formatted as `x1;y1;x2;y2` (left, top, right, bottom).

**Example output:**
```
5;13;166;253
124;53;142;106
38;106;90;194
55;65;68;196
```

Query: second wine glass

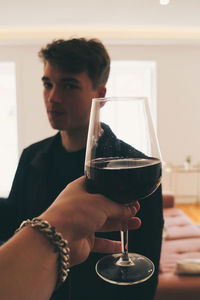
85;97;162;285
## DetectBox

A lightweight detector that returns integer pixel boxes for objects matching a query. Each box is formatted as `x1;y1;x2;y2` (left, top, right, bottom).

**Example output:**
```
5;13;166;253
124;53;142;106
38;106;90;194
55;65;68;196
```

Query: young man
0;38;164;300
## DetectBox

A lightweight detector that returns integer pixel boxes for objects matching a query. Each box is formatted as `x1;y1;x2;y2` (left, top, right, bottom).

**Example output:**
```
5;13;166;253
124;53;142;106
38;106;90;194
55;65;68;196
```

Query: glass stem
121;229;129;261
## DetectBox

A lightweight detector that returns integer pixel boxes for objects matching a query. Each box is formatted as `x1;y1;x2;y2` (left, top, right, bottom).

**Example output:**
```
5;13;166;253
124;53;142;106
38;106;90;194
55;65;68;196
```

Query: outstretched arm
0;176;141;300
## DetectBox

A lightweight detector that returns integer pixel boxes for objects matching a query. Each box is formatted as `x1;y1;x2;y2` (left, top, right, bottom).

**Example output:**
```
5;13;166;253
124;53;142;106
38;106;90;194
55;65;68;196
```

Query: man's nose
48;87;62;103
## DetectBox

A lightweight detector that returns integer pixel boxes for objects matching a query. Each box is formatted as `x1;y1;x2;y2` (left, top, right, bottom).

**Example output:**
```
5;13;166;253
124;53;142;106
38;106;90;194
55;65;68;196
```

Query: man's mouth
48;110;64;116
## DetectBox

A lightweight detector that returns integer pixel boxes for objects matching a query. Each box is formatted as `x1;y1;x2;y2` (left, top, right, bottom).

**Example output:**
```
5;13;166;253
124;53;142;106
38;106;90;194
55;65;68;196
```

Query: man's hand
41;176;141;267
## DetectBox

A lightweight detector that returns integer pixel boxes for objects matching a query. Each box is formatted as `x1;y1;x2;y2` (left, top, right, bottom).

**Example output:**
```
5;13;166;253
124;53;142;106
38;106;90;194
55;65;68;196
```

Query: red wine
86;157;162;204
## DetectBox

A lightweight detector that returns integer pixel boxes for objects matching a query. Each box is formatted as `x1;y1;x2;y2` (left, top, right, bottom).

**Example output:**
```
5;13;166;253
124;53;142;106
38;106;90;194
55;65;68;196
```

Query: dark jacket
0;126;164;300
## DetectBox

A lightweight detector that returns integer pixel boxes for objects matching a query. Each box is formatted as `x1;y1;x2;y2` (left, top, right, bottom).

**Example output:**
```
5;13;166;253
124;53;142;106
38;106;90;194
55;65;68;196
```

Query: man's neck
60;127;88;152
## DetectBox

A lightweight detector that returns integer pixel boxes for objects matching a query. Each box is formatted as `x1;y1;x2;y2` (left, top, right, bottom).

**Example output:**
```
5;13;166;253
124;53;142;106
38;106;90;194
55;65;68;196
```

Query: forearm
0;176;139;300
0;226;58;300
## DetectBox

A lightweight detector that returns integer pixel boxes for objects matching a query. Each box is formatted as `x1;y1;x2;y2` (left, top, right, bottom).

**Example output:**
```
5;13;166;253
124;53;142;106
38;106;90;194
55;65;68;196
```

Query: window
0;62;18;197
106;60;157;129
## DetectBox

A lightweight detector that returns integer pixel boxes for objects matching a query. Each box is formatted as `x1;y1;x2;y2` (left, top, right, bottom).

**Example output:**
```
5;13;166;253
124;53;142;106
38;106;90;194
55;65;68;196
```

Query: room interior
0;0;200;298
1;0;200;199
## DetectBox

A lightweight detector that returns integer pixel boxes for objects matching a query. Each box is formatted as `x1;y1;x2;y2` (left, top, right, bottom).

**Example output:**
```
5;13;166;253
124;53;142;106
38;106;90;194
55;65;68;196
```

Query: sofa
155;192;200;300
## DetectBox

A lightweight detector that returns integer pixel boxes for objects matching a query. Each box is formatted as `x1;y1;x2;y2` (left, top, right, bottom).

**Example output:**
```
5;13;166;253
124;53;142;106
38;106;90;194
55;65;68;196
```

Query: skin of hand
0;176;141;300
40;176;141;267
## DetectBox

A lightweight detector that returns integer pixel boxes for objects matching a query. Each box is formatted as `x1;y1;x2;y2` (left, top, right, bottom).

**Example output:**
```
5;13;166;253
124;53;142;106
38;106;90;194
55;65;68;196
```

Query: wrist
39;210;74;244
15;218;70;289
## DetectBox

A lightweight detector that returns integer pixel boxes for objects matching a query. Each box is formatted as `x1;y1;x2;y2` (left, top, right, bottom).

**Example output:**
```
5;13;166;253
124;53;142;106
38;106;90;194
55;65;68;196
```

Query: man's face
42;62;105;131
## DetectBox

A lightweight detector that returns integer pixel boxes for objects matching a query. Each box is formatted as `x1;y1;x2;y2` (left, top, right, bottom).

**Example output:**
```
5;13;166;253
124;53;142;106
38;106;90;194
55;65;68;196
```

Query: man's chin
50;123;71;131
49;120;88;132
49;122;63;130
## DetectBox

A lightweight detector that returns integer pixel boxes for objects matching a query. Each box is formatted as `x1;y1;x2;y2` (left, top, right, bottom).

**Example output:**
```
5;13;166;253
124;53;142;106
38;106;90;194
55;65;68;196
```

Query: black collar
30;132;61;171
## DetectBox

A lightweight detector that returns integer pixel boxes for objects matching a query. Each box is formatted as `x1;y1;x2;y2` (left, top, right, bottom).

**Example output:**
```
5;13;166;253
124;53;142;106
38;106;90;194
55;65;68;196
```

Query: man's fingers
132;201;140;213
92;238;121;253
68;177;140;221
127;217;141;230
93;193;140;220
98;217;141;232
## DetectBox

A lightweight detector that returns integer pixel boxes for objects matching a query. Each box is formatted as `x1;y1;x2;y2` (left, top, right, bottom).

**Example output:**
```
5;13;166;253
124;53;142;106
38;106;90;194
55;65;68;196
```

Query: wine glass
85;97;162;285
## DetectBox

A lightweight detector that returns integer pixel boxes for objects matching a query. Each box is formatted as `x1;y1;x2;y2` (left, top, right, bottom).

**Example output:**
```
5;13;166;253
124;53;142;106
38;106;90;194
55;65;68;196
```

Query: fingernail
130;205;137;215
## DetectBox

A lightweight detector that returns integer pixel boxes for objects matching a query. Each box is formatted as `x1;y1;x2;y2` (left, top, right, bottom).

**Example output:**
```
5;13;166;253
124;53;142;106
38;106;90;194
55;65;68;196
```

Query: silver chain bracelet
15;217;70;289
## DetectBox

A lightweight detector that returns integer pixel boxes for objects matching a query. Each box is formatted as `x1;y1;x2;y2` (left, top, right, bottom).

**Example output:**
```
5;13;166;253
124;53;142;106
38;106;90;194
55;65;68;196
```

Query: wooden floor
175;203;200;224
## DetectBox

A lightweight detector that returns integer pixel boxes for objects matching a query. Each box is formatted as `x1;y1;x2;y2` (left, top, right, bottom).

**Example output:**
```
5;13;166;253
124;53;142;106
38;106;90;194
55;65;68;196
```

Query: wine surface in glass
86;157;161;204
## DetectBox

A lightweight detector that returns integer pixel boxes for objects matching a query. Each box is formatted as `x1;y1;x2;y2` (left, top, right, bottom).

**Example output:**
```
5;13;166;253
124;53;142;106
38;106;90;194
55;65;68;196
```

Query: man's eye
43;82;52;89
65;84;80;90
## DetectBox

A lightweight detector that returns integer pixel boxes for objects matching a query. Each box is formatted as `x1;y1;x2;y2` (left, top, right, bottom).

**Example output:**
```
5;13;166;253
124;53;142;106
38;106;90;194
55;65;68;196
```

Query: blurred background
0;0;200;204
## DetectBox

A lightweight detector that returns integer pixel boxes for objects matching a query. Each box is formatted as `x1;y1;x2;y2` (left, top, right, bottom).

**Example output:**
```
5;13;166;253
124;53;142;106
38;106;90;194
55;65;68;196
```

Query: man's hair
38;38;110;88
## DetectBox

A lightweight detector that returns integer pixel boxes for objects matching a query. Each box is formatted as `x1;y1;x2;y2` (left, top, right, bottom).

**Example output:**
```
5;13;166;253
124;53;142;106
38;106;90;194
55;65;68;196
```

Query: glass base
96;253;155;285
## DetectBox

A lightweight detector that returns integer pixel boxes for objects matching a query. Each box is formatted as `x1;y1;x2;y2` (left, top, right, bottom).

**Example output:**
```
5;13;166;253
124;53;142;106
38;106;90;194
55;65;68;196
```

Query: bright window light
0;62;18;197
160;0;170;5
106;60;157;130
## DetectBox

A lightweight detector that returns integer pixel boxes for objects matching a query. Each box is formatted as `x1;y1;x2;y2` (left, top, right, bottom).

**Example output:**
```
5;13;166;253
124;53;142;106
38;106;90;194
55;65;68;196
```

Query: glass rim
92;97;148;103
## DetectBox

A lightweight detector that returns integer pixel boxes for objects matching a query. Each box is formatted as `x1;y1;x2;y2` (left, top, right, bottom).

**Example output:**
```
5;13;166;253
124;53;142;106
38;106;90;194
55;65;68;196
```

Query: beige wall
0;42;200;198
0;44;56;154
107;44;200;164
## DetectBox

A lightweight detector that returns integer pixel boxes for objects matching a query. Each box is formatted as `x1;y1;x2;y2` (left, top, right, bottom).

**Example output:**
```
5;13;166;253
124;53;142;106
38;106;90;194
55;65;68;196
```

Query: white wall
106;44;200;164
1;42;200;199
0;44;56;155
107;44;200;200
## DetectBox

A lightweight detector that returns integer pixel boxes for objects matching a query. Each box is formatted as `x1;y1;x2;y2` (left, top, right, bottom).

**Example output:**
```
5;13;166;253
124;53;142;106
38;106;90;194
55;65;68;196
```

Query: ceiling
1;0;200;44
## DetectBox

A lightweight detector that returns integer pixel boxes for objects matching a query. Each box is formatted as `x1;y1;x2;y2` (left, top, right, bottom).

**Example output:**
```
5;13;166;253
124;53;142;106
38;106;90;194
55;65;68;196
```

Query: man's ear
97;86;106;98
